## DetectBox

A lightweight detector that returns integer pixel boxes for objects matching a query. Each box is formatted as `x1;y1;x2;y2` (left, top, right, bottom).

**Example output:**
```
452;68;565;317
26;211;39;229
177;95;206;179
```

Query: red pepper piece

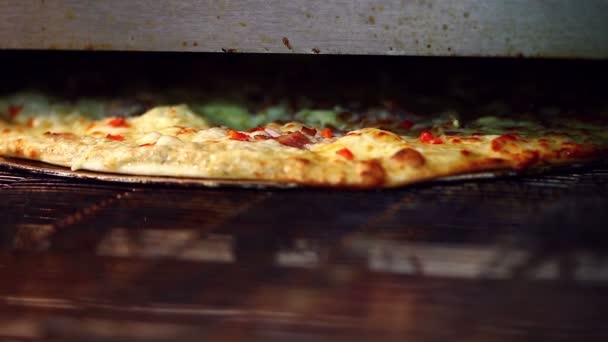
227;130;249;141
108;117;129;127
320;128;333;138
336;148;354;160
106;134;125;141
419;130;443;144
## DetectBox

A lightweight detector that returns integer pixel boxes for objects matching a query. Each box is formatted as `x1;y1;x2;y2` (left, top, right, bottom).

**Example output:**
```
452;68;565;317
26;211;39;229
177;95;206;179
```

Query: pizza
0;92;607;188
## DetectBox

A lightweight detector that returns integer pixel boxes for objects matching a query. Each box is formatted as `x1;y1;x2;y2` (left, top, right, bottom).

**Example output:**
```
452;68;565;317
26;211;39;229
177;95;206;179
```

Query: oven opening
1;50;607;340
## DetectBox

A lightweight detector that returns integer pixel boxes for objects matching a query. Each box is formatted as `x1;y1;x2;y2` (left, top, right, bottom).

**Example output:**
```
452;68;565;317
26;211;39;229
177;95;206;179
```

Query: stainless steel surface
1;164;608;341
1;0;607;58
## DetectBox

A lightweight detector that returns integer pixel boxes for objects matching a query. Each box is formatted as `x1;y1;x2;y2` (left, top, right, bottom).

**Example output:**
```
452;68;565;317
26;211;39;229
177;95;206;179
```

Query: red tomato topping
399;120;415;130
227;130;249;141
419;130;434;142
336;148;354;160
106;134;125;141
275;131;310;148
108;117;129;127
7;105;23;120
301;126;317;136
247;126;266;133
139;143;156;147
320;128;333;138
419;130;443;144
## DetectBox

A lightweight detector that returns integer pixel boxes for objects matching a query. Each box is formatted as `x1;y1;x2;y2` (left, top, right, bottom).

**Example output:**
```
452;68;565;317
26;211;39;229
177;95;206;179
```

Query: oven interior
0;50;607;341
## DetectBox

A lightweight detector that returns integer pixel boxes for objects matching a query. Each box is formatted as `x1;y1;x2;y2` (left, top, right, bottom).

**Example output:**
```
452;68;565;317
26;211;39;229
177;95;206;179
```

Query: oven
1;1;607;341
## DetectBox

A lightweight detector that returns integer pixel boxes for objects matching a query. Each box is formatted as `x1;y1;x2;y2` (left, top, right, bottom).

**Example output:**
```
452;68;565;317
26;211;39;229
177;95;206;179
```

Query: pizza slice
0;92;607;188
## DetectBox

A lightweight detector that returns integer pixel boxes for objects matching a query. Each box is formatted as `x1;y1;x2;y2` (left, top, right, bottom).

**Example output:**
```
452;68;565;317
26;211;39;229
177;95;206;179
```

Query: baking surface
1;0;608;58
1;164;607;341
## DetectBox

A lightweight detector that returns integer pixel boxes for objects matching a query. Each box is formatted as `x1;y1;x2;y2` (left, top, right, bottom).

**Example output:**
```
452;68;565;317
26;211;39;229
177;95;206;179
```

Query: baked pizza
0;92;607;188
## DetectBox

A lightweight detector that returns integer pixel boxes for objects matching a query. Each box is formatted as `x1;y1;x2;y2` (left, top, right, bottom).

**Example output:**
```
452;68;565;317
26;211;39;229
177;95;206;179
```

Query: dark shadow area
1;50;607;119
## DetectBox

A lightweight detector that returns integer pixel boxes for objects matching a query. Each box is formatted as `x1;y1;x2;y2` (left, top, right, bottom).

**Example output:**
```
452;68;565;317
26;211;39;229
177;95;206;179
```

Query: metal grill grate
0;164;607;340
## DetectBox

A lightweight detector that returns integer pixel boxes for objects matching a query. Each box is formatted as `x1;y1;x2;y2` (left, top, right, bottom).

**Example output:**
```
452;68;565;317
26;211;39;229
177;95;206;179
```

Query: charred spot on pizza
390;147;425;168
372;129;403;143
491;134;525;153
44;132;77;140
12;138;25;156
513;150;541;169
358;159;386;187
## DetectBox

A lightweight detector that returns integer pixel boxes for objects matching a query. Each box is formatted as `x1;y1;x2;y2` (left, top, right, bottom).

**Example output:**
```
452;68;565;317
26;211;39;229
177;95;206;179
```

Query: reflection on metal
0;314;196;340
93;229;608;282
0;298;350;340
1;0;607;58
1;296;250;319
96;229;235;263
12;224;54;251
367;240;608;282
0;317;42;340
276;239;321;268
